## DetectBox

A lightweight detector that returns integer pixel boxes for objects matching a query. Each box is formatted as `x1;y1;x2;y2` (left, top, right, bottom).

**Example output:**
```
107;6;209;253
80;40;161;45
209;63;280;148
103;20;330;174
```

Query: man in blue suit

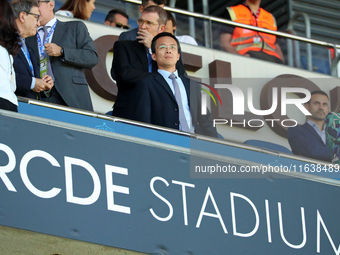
12;0;53;99
287;90;332;162
126;32;217;137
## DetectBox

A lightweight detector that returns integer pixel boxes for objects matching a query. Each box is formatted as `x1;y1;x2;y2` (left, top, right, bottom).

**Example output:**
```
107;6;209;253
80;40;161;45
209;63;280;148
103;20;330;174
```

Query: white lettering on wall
65;156;100;205
150;176;173;222
0;143;16;192
105;165;130;214
231;192;259;237
196;187;228;234
20;150;61;198
317;210;340;255
172;180;195;226
278;202;306;249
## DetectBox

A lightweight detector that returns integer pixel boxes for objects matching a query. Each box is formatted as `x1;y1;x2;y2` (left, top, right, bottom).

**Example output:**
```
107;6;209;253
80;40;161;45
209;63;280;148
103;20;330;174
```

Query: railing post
287;12;312;71
187;0;196;40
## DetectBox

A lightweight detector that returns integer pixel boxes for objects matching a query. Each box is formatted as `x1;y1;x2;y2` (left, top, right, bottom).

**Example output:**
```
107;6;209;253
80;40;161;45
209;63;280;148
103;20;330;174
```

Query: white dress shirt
0;45;18;106
158;69;194;132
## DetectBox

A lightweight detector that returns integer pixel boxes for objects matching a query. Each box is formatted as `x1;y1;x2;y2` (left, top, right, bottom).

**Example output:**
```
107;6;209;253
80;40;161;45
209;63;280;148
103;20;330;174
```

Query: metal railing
124;0;340;76
287;12;312;71
17;96;334;167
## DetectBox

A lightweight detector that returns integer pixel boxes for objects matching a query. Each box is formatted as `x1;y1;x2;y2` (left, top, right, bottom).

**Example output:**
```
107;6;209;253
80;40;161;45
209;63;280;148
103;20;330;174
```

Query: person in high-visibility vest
220;0;284;64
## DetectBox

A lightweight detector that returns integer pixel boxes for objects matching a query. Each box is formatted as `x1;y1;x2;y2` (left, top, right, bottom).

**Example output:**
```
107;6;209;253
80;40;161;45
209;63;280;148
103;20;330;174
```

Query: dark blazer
127;72;218;137
26;20;98;111
118;27;138;41
111;39;186;117
287;122;332;162
13;46;40;99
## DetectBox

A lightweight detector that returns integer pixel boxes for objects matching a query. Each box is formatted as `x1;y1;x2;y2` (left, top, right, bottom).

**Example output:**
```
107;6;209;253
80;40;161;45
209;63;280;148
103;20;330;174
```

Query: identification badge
40;57;48;78
253;36;261;45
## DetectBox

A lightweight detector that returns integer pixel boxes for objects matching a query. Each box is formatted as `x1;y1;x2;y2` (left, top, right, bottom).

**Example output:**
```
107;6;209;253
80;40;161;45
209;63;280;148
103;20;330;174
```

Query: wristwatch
60;47;64;57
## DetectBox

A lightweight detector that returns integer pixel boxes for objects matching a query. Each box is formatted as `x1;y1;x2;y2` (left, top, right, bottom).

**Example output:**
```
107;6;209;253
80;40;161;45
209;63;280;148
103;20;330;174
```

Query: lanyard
253;8;260;26
21;47;34;75
37;20;57;57
244;3;261;26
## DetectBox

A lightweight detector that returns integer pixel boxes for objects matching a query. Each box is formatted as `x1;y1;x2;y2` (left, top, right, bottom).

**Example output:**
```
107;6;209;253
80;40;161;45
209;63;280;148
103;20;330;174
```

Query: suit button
175;123;179;126
175;108;178;111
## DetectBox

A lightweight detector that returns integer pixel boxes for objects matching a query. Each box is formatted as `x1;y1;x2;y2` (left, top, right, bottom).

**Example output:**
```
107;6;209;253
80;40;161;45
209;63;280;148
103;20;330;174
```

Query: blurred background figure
0;0;21;112
119;0;166;41
104;9;129;29
56;0;95;20
11;0;54;100
165;10;198;46
220;0;284;64
325;105;340;164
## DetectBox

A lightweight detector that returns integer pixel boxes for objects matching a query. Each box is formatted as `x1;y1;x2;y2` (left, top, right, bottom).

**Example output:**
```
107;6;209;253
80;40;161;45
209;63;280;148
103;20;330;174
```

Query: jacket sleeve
111;40;149;85
287;125;332;162
60;21;98;69
131;79;152;124
13;54;34;97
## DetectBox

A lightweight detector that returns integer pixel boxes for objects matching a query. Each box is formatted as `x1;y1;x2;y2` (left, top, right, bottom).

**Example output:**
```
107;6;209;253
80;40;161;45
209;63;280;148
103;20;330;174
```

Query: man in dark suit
126;32;217;137
287;90;332;162
112;5;185;118
118;0;166;41
12;0;53;100
26;0;98;111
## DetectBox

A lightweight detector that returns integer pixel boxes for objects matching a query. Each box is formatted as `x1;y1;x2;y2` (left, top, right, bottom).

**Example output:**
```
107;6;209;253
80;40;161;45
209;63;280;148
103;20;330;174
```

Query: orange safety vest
227;4;282;60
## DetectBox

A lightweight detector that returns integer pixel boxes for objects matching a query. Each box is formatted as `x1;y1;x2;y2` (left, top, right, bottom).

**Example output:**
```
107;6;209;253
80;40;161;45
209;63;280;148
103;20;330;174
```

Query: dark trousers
0;98;18;112
40;87;67;107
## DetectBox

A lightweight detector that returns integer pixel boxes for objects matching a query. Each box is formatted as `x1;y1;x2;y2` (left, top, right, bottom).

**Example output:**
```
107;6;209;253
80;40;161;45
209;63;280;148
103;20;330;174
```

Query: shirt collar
38;16;57;30
307;119;325;132
158;69;179;78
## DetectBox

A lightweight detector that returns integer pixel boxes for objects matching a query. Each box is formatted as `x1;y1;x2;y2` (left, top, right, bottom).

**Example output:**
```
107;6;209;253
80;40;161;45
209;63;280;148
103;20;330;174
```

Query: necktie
169;73;190;132
43;26;54;80
147;51;153;73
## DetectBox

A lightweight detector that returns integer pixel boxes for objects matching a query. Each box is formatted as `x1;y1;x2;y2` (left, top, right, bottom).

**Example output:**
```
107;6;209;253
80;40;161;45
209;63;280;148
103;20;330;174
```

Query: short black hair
306;90;329;104
105;9;129;22
166;10;176;27
151;32;180;53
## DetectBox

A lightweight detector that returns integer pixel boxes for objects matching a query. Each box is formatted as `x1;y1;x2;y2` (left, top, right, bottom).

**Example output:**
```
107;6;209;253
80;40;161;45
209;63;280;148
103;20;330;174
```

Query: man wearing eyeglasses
118;0;166;41
25;0;98;111
127;32;217;137
104;9;130;29
11;0;54;100
111;6;185;119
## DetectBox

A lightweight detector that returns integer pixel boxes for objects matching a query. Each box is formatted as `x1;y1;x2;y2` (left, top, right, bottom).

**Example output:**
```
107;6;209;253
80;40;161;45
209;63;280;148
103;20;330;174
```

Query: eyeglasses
157;45;178;51
115;22;130;29
137;18;158;27
27;12;40;21
37;1;50;6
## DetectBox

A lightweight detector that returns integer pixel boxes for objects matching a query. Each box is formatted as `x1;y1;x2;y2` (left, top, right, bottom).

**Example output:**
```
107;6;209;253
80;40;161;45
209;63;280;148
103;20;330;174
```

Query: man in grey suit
26;0;98;111
118;0;166;42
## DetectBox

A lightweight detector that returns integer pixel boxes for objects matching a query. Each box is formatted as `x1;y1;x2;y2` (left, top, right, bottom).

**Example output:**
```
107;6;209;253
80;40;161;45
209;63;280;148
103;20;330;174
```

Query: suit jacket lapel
303;123;325;144
132;41;149;73
18;50;32;75
51;20;65;46
154;73;177;103
26;35;40;68
181;76;191;106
